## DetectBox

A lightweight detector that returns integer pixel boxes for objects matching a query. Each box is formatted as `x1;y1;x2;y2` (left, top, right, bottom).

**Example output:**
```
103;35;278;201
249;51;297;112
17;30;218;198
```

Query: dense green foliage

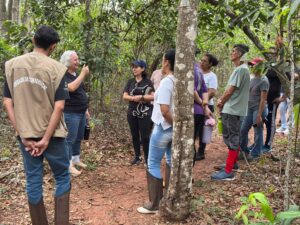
236;192;300;225
1;0;299;111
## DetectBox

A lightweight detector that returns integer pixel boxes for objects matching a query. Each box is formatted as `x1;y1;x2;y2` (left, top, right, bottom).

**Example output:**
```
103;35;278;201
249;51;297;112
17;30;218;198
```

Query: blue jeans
64;112;86;160
240;107;268;157
278;99;293;129
279;100;288;129
19;137;70;204
148;124;173;179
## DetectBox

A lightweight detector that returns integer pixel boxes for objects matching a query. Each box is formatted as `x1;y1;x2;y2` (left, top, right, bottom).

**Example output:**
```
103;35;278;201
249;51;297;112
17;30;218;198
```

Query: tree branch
204;0;300;104
122;0;162;40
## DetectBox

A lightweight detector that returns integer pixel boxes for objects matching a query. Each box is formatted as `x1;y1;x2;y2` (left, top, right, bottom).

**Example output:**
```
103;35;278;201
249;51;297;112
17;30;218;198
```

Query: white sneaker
69;164;82;176
283;129;289;136
276;127;286;133
137;206;158;214
73;161;87;169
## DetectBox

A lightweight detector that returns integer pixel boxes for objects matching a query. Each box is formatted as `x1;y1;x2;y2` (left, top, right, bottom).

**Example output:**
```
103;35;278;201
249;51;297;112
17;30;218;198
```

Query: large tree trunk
159;0;198;221
11;0;20;23
0;0;7;32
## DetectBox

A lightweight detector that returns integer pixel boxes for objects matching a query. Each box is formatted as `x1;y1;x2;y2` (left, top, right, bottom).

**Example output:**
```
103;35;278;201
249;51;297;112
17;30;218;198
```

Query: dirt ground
69;136;228;225
0;124;299;225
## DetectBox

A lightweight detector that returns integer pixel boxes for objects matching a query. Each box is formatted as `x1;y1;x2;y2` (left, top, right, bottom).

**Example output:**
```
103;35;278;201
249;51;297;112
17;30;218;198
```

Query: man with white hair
60;50;90;176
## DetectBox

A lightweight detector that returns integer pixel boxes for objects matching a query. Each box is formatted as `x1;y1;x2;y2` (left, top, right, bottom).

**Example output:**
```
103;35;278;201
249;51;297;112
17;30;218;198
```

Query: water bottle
84;121;90;140
217;117;223;135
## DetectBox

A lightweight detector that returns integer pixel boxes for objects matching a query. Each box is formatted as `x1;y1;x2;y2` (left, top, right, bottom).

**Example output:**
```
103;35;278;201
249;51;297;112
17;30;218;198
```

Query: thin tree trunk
284;10;295;210
84;0;92;92
0;0;7;32
11;0;20;23
22;0;30;26
7;0;13;20
159;0;198;221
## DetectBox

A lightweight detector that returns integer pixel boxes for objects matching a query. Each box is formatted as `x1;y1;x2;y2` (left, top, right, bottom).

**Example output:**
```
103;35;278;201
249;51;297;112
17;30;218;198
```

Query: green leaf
287;0;300;22
289;205;300;211
249;195;257;207
241;197;248;204
242;214;249;225
262;205;274;222
252;193;268;205
249;193;274;222
236;205;249;219
250;11;260;25
276;211;300;223
241;8;259;22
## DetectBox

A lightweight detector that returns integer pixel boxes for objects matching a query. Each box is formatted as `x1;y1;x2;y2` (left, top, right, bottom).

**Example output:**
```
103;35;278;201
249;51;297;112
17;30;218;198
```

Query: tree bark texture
7;0;12;20
21;0;30;26
84;0;92;92
283;14;295;210
0;0;7;32
159;0;198;221
11;0;20;23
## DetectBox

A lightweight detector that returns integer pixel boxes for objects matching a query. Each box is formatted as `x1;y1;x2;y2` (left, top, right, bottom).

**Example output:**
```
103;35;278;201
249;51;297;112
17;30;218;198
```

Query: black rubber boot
28;198;48;225
137;171;163;214
195;143;206;161
164;164;171;192
54;191;70;225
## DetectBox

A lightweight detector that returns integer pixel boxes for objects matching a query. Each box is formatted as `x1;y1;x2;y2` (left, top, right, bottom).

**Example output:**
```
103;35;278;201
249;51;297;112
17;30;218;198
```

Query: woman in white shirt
137;49;176;214
200;53;218;112
195;53;219;160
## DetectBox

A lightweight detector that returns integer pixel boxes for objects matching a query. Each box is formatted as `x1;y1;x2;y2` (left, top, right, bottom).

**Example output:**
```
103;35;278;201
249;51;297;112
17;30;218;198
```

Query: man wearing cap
3;25;70;224
212;44;250;181
123;60;154;165
240;58;269;160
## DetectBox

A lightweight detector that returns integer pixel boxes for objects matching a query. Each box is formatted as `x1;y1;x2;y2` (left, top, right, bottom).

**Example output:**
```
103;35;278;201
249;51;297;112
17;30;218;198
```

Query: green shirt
222;63;250;116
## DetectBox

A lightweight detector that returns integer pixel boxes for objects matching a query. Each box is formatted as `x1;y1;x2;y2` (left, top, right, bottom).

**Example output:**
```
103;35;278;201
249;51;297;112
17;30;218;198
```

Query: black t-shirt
64;71;88;113
123;77;154;118
3;77;69;101
266;68;281;104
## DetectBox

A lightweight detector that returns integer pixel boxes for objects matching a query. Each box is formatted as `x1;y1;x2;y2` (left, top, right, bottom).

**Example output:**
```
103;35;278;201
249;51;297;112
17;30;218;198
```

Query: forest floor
0;111;299;225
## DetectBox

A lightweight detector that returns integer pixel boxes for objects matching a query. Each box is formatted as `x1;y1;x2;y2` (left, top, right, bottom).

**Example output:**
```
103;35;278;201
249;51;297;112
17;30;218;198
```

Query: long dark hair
205;53;219;67
141;70;148;79
164;49;176;71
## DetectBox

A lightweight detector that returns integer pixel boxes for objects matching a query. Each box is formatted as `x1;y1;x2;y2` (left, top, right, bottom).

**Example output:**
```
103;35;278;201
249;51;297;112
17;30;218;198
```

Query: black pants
208;105;215;113
193;114;205;166
264;103;278;147
127;114;152;163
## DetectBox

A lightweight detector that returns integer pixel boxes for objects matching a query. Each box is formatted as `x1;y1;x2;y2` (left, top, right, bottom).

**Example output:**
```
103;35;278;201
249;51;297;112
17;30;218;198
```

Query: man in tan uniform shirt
3;25;70;225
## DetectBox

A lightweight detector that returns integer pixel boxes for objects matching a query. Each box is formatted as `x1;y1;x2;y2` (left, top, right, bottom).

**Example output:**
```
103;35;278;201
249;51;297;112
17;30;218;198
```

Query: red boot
225;149;238;174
